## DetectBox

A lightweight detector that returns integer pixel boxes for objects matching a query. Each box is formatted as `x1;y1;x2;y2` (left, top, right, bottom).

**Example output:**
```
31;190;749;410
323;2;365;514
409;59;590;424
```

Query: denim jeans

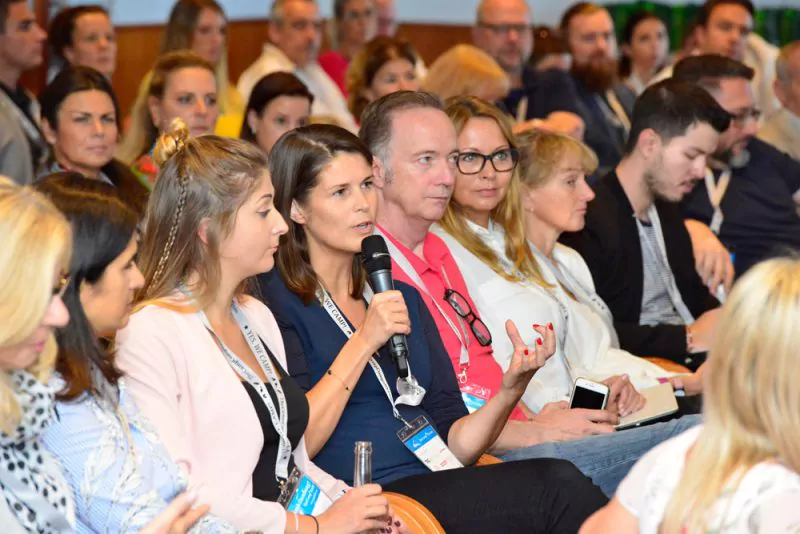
498;414;702;497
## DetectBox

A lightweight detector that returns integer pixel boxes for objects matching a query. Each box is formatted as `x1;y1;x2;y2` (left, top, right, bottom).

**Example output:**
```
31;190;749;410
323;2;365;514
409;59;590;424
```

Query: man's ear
371;154;388;187
637;129;661;159
290;199;307;224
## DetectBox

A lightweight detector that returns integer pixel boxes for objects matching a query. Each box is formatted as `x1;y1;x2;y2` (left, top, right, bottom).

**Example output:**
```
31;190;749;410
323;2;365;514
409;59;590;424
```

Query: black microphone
361;235;410;379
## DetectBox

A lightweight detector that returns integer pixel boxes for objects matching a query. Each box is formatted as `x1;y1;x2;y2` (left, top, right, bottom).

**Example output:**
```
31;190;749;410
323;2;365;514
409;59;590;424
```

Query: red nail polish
533;323;540;328
395;521;401;527
548;323;554;331
524;348;529;355
537;338;543;346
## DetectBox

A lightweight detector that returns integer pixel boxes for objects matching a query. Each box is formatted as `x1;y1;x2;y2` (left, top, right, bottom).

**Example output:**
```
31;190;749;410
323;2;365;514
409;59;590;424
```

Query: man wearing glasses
672;55;800;277
360;90;699;497
237;0;357;131
472;0;585;139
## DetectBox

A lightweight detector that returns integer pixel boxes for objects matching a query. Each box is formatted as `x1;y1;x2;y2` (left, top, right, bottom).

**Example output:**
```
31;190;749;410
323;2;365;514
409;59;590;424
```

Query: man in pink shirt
359;90;700;496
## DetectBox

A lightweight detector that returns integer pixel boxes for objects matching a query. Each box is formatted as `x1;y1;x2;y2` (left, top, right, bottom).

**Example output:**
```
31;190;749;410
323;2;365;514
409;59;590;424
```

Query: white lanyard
198;302;293;482
319;288;425;426
374;227;472;368
515;96;529;123
636;206;695;324
530;243;620;349
704;167;731;235
604;90;631;134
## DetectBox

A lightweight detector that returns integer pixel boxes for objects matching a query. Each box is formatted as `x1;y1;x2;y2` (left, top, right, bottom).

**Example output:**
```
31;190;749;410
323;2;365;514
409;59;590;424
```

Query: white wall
62;1;800;27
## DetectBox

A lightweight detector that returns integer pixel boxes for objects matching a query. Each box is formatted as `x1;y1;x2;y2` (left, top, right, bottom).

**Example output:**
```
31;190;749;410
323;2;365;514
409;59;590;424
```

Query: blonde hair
160;0;243;116
136;119;269;311
440;96;547;287
0;177;71;434
516;129;598;191
661;256;800;534
118;50;216;165
422;44;510;101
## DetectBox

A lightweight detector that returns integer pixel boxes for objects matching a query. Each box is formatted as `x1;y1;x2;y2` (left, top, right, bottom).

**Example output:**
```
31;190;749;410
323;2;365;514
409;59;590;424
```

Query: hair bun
153;118;191;167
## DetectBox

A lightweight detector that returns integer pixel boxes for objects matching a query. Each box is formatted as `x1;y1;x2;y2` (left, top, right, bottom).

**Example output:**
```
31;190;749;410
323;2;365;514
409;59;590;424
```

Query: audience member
258;121;612;532
116;121;397;533
35;174;235;533
560;2;636;180
346;35;420;122
0;0;48;185
237;0;357;132
118;51;219;187
375;0;396;37
618;11;669;95
650;0;780;118
422;44;510;103
433;96;672;413
319;0;377;97
560;80;729;366
47;5;116;79
529;26;570;72
581;256;800;533
759;41;800;159
155;0;243;124
361;90;699;497
38;66;149;215
240;72;312;156
0;176;218;534
473;0;584;137
673;55;800;276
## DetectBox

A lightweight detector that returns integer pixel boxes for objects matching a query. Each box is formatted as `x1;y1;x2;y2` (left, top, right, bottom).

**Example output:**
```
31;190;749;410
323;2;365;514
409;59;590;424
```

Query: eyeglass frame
728;107;761;127
443;288;493;347
456;148;520;175
477;22;531;36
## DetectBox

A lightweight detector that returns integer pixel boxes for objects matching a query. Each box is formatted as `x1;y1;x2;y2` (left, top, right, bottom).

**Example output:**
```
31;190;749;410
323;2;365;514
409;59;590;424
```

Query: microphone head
361;235;392;273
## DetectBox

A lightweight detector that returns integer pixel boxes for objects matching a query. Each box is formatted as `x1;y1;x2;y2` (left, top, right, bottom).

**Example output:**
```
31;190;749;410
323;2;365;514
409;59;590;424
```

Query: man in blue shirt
472;0;585;137
673;54;800;276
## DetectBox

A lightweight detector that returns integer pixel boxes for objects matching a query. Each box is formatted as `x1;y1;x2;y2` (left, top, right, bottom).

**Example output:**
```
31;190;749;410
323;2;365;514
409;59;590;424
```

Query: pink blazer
116;295;348;533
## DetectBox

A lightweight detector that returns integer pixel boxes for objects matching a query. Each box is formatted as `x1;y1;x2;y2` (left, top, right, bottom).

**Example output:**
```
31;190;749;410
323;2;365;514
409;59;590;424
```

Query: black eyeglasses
478;22;530;36
456;148;519;175
444;288;492;346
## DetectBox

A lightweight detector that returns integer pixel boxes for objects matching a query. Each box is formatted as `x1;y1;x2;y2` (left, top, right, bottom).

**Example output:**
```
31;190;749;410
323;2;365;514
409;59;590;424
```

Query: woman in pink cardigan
115;120;402;534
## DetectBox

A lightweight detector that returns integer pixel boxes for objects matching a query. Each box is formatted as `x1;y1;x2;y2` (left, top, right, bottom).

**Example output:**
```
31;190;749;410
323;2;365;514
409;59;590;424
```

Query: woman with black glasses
256;123;610;533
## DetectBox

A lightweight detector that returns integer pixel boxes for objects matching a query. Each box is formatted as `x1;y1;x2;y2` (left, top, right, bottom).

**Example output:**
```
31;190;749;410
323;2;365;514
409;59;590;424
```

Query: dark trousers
384;458;607;534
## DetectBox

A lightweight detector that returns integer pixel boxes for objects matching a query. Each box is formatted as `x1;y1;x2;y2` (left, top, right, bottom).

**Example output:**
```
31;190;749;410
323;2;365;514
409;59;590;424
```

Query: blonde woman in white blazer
115;121;401;534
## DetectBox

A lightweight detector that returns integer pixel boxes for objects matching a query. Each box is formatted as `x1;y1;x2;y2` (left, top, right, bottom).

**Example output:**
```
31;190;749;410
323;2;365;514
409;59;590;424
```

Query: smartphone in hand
569;377;609;410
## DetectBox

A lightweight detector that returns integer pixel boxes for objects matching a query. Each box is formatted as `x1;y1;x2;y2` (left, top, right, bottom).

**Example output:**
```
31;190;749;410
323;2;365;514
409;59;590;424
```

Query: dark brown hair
240;72;314;143
48;4;110;62
35;173;138;402
270;124;373;305
346;35;420;121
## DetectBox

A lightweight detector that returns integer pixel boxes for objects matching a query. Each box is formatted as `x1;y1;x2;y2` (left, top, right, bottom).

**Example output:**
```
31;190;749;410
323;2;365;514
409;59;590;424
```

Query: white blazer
432;222;669;412
116;294;348;533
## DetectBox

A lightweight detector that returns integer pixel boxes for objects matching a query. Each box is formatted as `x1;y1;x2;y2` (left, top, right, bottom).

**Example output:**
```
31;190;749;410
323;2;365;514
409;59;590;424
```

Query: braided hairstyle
136;118;269;310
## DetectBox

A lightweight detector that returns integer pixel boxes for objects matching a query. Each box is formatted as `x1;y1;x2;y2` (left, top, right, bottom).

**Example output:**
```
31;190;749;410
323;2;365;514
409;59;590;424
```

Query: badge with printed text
278;467;333;516
397;416;463;472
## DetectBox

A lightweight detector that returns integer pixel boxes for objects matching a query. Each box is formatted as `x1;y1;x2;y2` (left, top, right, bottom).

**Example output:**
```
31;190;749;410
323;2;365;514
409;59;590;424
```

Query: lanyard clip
457;366;469;385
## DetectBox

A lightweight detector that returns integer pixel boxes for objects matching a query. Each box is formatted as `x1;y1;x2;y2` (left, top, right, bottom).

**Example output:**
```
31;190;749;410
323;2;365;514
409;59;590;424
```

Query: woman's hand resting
500;321;555;396
318;484;409;534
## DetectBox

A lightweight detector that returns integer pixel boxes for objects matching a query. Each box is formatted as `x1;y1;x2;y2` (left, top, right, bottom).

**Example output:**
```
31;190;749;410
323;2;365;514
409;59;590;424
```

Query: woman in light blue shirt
35;173;234;533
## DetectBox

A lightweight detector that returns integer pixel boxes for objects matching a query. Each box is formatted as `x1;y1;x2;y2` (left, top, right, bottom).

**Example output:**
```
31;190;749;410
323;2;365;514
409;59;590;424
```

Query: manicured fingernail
395;521;401;527
537;338;543;346
548;323;553;330
524;348;529;355
533;323;540;328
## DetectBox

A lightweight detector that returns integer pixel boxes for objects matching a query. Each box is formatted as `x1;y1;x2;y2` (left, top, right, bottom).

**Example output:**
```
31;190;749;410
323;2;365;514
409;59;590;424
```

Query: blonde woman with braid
115;120;402;533
582;256;800;533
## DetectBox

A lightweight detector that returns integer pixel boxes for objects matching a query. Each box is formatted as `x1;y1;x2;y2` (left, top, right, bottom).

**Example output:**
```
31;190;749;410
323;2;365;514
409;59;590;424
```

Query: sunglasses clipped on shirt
443;288;493;347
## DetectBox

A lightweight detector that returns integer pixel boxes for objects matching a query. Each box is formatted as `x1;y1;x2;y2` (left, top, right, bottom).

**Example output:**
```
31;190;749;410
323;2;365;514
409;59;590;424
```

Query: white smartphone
569;377;610;410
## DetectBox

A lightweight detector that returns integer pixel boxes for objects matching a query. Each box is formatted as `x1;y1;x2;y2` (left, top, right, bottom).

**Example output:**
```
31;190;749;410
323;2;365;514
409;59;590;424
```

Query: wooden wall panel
109;21;472;116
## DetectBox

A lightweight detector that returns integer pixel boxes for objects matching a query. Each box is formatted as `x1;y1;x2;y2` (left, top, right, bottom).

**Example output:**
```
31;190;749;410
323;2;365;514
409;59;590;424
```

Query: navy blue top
258;274;468;486
500;67;582;121
680;138;800;276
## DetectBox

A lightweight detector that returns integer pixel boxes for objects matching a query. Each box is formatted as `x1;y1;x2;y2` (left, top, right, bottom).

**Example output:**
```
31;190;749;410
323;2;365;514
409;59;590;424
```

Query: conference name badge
459;383;491;413
278;467;333;516
397;415;463;472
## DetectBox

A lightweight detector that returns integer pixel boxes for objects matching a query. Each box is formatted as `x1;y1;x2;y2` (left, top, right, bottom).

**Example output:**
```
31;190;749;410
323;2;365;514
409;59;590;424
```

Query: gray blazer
0;88;42;185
